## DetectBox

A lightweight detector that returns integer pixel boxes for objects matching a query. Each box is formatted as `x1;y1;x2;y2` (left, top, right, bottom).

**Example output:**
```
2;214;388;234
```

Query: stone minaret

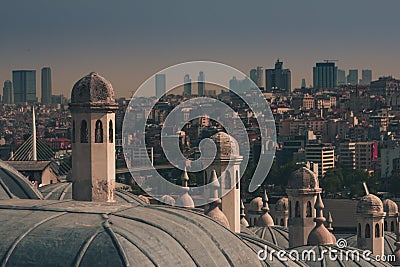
383;199;398;232
69;72;118;202
356;184;385;256
287;166;322;248
274;197;289;227
204;132;242;233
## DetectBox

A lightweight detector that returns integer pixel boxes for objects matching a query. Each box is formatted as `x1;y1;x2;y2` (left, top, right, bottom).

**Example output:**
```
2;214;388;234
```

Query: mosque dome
71;72;116;105
249;197;263;212
357;194;384;215
39;182;147;205
293;245;392;267
288;167;319;190
383;199;398;215
0;199;266;266
247;226;290;249
0;160;42;200
205;203;230;228
307;224;335;246
275;197;289;212
346;231;398;256
160;195;176;206
209;131;240;159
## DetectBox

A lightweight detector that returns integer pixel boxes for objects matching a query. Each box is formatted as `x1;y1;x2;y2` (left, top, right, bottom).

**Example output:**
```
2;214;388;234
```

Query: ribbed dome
275;197;289;212
0;199;265;266
293;245;392;267
248;226;289;249
346;231;398;256
357;194;384;214
383;199;398;215
39;182;147;205
249;197;263;212
288;167;319;190
0;160;42;200
71;72;116;104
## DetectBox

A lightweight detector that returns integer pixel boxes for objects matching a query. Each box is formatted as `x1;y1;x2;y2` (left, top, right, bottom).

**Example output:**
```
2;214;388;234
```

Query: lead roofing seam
0;211;68;267
72;229;103;267
102;219;130;266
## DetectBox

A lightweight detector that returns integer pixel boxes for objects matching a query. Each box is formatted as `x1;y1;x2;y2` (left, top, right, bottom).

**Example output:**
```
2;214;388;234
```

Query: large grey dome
39;182;147;205
0;160;42;200
71;72;116;104
0;199;265;266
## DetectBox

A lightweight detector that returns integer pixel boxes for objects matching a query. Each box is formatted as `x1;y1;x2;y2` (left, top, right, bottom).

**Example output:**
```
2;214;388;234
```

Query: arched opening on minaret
225;171;231;189
235;170;239;189
384;221;388;231
365;224;371;238
95;120;103;143
295;201;300;217
80;120;88;143
358;223;362;238
280;219;284;226
109;120;113;143
306;201;312;217
72;120;76;143
391;221;395;232
289;201;292;217
375;223;380;238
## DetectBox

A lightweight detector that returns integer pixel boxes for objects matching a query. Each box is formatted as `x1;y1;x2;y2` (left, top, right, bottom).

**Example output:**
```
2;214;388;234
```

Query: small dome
275;197;289;212
357;194;384;214
39;182;147;205
248;197;263;212
288;167;319;190
0;160;42;200
209;131;240;158
248;226;290;249
160;195;176;206
255;212;274;227
307;225;335;245
383;199;398;215
205;204;230;228
71;72;116;104
176;192;194;208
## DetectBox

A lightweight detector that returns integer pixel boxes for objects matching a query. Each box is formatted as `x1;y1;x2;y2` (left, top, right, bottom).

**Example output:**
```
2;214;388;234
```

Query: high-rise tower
41;67;52;104
12;70;36;103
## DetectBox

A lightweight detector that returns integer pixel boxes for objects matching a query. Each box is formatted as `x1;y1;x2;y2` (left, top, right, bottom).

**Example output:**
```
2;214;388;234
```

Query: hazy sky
1;0;400;98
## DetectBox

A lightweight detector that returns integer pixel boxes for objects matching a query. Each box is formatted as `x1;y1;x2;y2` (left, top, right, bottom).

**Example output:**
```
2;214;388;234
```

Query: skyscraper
301;79;306;89
155;74;166;98
12;70;36;103
337;69;346;86
2;80;13;104
265;59;291;93
184;74;192;96
41;67;52;104
347;69;358;85
250;66;264;88
313;62;337;90
360;69;372;85
198;71;205;96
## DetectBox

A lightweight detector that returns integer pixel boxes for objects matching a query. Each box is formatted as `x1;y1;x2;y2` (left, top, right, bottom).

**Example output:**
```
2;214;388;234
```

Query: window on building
295;201;300;217
109;120;113;143
365;224;371;238
306;201;312;217
225;171;231;189
358;223;361;238
95;120;103;143
80;120;88;143
375;223;380;238
391;221;395;232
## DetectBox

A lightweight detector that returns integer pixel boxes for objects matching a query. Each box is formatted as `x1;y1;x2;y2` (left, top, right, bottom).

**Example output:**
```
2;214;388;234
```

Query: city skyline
1;1;400;98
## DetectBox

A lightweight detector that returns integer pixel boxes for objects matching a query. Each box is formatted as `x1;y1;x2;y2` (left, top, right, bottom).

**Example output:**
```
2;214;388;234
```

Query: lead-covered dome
383;199;398;215
209;131;240;158
0;160;42;200
357;194;384;215
71;72;116;104
275;197;289;212
288;167;319;190
0;199;265;266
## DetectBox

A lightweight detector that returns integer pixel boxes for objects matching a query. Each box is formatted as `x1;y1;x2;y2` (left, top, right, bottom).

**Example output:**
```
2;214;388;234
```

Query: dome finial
182;167;189;188
327;211;333;232
176;167;194;208
255;190;274;227
307;193;335;245
205;170;230;228
262;189;270;212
